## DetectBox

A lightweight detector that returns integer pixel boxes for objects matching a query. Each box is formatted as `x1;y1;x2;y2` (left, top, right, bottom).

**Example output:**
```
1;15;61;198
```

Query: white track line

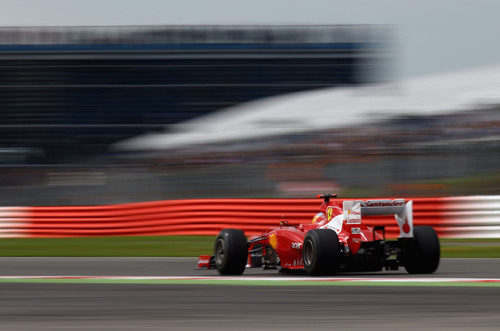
0;276;499;283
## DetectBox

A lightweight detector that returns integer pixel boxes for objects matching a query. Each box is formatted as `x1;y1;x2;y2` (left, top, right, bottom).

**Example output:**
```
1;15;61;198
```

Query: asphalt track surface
1;258;500;330
1;257;500;277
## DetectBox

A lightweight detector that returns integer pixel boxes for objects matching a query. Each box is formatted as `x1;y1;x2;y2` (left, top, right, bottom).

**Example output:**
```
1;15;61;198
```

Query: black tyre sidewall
214;229;248;275
403;226;440;274
303;229;340;276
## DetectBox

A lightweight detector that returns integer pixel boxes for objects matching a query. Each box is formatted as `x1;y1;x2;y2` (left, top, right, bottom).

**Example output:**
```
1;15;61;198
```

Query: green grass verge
440;238;500;258
0;236;214;257
0;236;500;257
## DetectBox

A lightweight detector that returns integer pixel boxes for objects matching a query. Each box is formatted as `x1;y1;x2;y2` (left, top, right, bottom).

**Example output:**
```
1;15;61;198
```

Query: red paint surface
4;197;450;238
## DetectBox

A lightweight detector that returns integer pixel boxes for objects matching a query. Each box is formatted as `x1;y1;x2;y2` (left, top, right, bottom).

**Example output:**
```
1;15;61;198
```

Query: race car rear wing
343;199;413;238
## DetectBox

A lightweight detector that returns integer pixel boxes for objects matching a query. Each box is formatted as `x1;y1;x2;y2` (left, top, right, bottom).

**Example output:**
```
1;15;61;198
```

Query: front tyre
402;226;440;274
303;229;341;276
214;229;247;275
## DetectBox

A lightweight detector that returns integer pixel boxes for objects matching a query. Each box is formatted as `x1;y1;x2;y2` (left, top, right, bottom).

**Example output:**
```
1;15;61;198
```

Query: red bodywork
246;198;384;270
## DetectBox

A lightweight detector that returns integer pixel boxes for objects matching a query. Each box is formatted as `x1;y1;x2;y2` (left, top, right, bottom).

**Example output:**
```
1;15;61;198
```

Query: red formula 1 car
198;194;440;275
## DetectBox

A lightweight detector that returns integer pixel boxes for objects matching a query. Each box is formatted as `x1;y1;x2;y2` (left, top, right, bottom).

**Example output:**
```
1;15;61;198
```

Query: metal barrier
0;196;498;238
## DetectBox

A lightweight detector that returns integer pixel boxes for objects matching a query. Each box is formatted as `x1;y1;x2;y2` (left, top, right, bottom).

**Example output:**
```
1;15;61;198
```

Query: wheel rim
215;239;226;266
303;239;314;267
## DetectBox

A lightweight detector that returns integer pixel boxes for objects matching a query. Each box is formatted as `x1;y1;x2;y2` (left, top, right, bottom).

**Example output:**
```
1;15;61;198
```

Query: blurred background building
0;25;388;163
0;24;499;205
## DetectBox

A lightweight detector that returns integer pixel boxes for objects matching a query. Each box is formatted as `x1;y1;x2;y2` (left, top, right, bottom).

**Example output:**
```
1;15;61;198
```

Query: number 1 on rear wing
343;199;413;238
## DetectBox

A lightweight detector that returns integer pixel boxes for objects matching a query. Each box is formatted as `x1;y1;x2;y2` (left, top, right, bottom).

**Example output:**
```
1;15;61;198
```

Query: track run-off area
1;258;500;330
0;275;500;287
0;257;500;287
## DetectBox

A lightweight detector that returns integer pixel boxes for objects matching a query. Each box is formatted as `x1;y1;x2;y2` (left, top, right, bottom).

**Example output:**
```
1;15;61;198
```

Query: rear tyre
402;226;440;274
214;229;248;275
302;229;341;276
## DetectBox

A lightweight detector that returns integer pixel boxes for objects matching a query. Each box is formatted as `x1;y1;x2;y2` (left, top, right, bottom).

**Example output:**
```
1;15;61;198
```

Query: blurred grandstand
0;25;388;163
116;66;500;199
0;25;499;205
0;25;391;205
